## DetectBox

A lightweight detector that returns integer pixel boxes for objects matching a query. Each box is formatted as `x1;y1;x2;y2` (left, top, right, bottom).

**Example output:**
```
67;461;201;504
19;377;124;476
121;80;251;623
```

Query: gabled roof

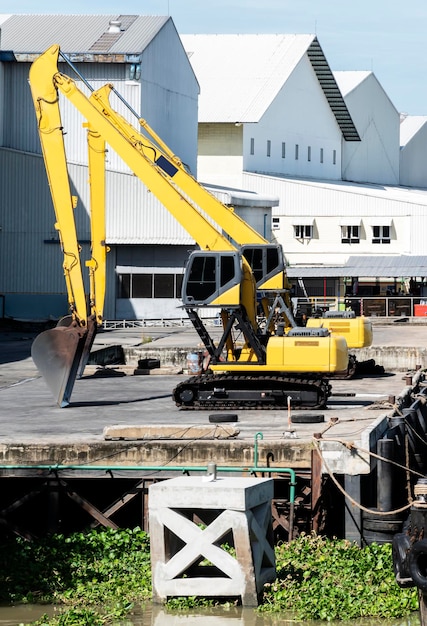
0;14;169;56
181;33;359;141
333;71;371;97
400;115;427;148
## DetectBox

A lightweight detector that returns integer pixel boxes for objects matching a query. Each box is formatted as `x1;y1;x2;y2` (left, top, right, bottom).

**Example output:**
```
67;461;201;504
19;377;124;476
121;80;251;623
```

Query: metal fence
295;296;427;318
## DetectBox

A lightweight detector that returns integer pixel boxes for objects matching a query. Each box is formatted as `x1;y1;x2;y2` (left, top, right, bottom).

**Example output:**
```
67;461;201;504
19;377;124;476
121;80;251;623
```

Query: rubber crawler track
173;372;331;410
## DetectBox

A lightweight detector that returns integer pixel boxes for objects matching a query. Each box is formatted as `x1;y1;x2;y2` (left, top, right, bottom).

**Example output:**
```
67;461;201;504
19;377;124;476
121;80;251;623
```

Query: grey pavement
1;319;424;390
0;320;421;446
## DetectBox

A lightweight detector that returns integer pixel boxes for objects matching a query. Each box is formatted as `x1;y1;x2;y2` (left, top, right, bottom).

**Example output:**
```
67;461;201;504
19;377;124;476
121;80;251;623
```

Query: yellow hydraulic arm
86;84;295;330
29;53;111;406
28;45;261;406
88;85;291;289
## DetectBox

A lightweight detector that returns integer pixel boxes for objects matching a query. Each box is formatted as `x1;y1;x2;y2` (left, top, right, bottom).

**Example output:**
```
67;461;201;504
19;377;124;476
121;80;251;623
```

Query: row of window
312;224;390;244
273;218;391;244
118;273;183;299
250;138;337;165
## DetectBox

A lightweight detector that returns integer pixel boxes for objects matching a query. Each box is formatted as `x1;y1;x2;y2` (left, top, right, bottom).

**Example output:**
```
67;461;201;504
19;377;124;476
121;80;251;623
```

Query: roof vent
108;20;122;33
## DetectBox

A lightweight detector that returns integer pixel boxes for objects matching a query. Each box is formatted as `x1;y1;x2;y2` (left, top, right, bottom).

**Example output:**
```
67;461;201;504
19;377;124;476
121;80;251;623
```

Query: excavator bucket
31;317;97;408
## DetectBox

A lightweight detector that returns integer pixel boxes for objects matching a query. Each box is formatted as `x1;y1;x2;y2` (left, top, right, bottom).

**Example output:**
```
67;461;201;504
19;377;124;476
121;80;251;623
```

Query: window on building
267;139;271;157
295;144;299;160
320;148;324;164
250;138;255;155
118;274;131;298
175;274;184;298
294;224;313;239
154;274;174;298
272;217;280;230
372;225;391;244
333;149;337;165
282;142;286;158
307;146;311;162
117;273;184;298
341;225;360;244
133;274;152;298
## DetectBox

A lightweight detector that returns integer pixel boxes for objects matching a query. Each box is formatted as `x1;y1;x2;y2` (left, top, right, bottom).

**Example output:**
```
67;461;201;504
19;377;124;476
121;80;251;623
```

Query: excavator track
173;372;331;410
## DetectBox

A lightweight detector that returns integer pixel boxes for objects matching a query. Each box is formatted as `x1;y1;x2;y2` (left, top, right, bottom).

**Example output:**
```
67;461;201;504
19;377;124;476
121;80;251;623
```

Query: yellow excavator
29;44;350;410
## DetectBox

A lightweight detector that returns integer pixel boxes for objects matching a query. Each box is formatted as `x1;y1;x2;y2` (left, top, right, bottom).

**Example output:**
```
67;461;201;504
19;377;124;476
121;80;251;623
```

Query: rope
316;437;425;479
312;438;413;517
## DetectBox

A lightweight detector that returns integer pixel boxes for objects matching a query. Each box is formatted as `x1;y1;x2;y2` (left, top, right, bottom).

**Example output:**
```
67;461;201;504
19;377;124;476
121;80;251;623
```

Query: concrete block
149;476;276;606
103;424;240;440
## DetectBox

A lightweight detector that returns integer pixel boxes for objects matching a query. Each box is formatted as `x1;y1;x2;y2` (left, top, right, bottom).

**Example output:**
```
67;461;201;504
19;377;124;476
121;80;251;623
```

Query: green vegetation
0;528;151;625
0;529;419;624
260;533;419;621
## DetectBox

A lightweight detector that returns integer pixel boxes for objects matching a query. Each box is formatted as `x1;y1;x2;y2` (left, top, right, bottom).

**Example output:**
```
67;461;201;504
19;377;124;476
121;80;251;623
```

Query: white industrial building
1;18;427;323
181;33;427;300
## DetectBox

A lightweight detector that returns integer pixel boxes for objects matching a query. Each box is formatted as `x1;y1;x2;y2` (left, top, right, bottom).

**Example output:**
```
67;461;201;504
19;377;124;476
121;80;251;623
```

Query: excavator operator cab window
182;252;240;306
243;247;264;282
266;246;281;274
242;245;283;284
221;255;236;286
185;254;217;302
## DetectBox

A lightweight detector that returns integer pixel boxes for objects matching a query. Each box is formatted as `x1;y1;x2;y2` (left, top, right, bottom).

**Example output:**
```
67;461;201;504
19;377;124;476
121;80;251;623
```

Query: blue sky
2;0;426;115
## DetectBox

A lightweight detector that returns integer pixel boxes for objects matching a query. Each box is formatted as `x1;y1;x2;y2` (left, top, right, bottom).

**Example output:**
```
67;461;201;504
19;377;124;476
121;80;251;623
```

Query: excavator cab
241;243;285;290
182;251;242;308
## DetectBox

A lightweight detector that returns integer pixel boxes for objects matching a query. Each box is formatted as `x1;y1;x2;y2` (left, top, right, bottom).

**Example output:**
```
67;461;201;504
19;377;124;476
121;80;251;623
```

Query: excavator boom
29;49;101;407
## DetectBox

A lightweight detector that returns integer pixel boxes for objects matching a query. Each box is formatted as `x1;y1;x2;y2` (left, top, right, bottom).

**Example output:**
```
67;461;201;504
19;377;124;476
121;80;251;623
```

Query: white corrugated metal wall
0;149;92;319
141;19;199;176
242;171;427;265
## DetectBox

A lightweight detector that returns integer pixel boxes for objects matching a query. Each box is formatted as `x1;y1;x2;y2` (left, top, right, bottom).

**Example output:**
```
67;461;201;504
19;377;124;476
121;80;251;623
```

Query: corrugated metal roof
204;184;278;208
400;115;427;148
287;255;427;279
0;14;169;55
181;34;359;140
244;170;427;207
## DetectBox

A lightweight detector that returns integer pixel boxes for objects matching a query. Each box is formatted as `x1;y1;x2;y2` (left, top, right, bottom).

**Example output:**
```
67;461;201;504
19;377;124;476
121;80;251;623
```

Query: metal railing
295;296;427;318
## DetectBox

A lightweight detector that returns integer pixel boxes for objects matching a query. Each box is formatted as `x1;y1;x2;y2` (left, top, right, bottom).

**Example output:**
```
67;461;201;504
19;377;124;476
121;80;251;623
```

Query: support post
344;474;362;546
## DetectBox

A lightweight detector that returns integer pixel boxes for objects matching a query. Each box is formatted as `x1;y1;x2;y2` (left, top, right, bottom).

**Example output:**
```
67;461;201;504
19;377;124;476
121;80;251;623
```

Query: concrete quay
0;319;425;472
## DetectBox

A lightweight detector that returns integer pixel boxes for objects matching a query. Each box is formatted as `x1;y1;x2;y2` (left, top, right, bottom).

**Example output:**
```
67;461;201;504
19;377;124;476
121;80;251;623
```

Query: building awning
287;255;427;279
339;218;361;226
291;217;315;226
366;217;393;227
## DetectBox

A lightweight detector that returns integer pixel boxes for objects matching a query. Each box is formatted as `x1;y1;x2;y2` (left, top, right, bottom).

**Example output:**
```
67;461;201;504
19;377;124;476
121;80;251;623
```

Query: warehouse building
0;14;276;322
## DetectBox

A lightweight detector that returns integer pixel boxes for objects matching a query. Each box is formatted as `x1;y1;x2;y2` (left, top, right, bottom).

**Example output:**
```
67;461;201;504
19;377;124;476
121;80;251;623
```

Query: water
0;604;421;626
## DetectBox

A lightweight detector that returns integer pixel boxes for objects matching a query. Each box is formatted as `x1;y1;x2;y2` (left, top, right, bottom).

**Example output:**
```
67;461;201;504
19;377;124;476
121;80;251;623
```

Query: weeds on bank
0;527;151;625
0;529;419;624
260;533;418;621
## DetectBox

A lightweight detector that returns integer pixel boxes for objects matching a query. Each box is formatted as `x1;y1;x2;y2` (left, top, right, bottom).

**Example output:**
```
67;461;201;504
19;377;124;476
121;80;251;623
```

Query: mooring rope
312;438;414;516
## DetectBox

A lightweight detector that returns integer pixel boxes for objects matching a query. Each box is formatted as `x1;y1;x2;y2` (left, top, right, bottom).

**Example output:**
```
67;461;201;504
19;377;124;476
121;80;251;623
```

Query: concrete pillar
149;476;276;606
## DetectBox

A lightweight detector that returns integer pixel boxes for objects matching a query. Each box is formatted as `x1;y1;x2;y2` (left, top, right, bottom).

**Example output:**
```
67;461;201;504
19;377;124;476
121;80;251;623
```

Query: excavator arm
87;81;296;332
29;54;109;406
